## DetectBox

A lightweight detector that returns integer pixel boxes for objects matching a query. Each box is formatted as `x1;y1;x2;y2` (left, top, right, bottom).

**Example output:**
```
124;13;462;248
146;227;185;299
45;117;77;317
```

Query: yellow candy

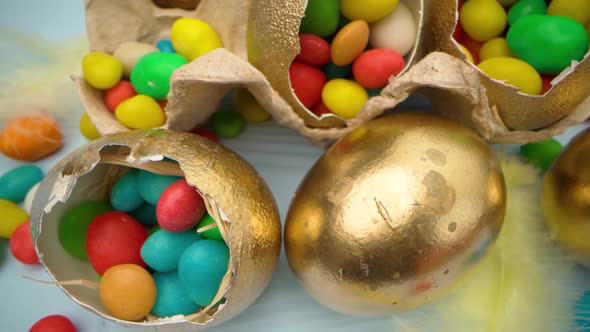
82;52;123;89
171;18;223;62
322;79;368;119
548;0;590;25
458;44;474;63
234;90;271;123
115;95;166;129
460;0;507;42
0;199;28;238
479;37;514;61
341;0;400;23
79;113;101;141
478;57;542;95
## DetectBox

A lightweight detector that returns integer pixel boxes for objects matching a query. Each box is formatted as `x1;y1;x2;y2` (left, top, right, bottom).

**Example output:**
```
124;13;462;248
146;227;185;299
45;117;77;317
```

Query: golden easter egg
285;112;506;315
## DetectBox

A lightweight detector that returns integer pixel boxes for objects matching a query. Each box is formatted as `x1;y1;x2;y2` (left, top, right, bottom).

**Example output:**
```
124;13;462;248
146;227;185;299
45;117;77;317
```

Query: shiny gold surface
30;130;281;330
285;113;506;315
424;0;590;131
247;0;424;129
542;128;590;267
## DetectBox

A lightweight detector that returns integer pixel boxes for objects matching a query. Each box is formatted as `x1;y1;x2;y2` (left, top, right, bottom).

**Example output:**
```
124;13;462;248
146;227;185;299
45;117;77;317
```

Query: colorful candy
477;57;542;95
299;0;340;38
369;2;416;56
197;214;223;240
0;199;28;238
157;179;206;232
234;89;271;123
507;0;547;26
341;0;399;23
130;204;158;226
156;39;176;53
507;15;589;75
110;170;144;212
29;315;77;332
193;129;220;143
296;34;331;66
113;42;159;77
171;18;223;61
331;20;370;66
99;264;157;321
23;182;40;214
79;113;101;141
211;109;247;139
0;112;62;161
152;271;200;317
141;228;200;272
459;0;507;42
59;202;112;260
86;211;147;274
479;37;514;61
547;0;590;25
324;62;352;80
289;62;327;109
138;171;181;205
0;165;44;203
322;79;368;119
520;138;563;171
82;52;124;89
178;239;230;306
115;95;166;130
10;221;38;265
130;52;187;100
353;48;405;89
459;44;475;63
105;80;136;112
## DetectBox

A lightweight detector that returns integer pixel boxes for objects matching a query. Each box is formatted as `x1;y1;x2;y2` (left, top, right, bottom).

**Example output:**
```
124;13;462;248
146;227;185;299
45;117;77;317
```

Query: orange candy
0;112;63;161
331;20;370;66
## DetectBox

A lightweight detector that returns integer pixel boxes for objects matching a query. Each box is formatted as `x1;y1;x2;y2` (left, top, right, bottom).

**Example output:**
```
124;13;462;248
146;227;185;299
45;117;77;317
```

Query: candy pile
290;0;417;119
0;165;44;265
456;0;590;95
57;165;229;321
81;17;222;131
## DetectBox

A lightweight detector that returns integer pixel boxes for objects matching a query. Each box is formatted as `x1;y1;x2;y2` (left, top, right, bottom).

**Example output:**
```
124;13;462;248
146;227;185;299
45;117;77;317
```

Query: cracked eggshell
285;112;506;315
30;130;281;330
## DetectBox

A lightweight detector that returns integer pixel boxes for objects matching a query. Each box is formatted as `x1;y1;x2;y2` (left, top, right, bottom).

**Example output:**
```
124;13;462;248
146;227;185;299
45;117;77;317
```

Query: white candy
24;182;40;214
113;41;159;76
369;2;417;57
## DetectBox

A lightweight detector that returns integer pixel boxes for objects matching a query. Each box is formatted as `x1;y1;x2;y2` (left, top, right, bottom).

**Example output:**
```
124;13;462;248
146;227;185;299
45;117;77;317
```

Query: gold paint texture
543;128;590;267
248;0;424;129
30;130;281;330
285;113;506;315
423;0;590;130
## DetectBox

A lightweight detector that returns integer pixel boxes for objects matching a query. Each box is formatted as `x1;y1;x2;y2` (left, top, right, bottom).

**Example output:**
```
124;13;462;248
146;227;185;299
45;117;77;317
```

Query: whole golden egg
285;113;506;315
542;128;590;268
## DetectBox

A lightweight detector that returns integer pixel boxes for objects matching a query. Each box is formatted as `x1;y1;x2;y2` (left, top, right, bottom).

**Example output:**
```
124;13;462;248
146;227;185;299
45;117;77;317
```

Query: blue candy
0;165;44;203
152;271;200;317
178;239;230;306
141;228;200;272
137;170;181;205
130;204;158;225
110;170;144;212
575;290;590;330
156;39;176;53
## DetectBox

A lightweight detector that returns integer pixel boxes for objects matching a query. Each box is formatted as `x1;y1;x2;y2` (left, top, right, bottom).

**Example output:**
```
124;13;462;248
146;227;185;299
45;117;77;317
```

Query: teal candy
324;62;352;80
152;271;200;317
300;0;340;38
178;239;230;306
137;170;181;205
507;0;547;25
0;165;43;203
212;110;246;139
110;170;144;212
141;228;200;272
130;204;158;225
366;88;381;98
156;39;176;53
520;138;563;171
575;290;590;330
507;15;589;74
130;52;188;100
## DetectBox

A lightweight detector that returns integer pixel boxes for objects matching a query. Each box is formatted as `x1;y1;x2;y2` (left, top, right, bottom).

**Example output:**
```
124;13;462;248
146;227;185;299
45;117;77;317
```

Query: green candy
507;15;589;75
197;214;223;240
300;0;340;38
520;138;563;171
59;201;112;260
507;0;547;25
212;110;246;139
324;62;352;80
130;52;188;100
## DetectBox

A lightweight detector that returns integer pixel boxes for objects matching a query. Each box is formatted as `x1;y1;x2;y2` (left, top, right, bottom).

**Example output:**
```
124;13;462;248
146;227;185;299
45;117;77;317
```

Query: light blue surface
0;1;589;331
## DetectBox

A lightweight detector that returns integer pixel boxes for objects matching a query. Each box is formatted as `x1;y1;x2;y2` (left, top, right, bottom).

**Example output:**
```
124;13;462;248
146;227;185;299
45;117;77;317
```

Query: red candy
462;35;483;64
10;221;39;265
105;80;136;112
158;99;168;110
289;62;327;109
86;211;147;275
353;49;405;89
30;315;77;332
312;101;332;117
541;75;555;95
194;129;220;142
156;179;206;232
296;34;331;67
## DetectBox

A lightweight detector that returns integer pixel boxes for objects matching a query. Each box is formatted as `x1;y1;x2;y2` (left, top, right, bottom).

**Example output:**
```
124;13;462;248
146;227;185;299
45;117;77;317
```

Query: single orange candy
0;112;63;161
331;20;370;66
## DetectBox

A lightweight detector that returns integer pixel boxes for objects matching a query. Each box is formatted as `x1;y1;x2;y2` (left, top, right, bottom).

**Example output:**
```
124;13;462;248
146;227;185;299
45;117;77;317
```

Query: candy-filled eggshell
141;228;200;272
370;2;416;56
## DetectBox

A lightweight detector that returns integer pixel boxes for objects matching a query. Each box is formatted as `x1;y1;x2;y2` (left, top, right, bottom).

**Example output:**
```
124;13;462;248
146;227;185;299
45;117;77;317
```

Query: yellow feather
392;157;586;332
